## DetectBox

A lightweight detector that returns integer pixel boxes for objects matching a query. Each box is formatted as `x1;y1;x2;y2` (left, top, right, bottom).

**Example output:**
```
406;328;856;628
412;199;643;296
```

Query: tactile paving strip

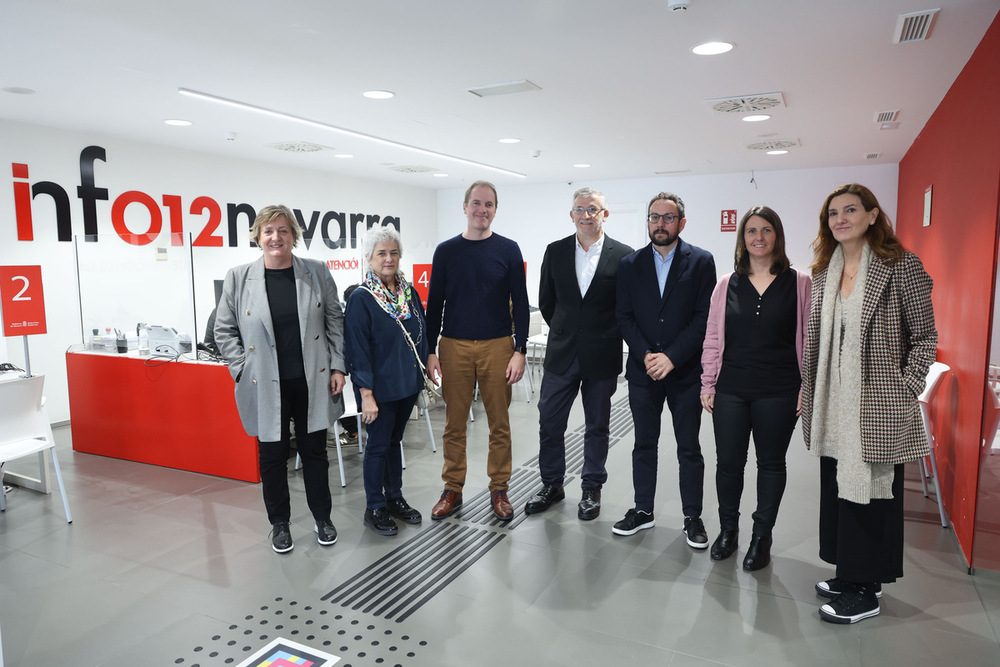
172;597;430;666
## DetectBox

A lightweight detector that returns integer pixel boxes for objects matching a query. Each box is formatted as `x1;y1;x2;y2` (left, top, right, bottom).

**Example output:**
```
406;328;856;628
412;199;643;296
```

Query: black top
425;233;530;352
265;266;304;380
715;270;799;397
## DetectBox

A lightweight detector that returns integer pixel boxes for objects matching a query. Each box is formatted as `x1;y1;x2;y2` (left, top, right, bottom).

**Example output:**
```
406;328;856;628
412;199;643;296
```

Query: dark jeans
712;392;798;536
363;393;418;509
258;376;332;525
537;357;618;491
628;379;704;517
819;456;904;584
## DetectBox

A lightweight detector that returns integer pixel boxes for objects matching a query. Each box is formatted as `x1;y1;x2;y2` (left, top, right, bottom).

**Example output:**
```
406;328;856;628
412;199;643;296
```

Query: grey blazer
214;255;346;441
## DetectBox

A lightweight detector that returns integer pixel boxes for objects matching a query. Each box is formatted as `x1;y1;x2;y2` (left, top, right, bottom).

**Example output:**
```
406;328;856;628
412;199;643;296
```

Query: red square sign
1;265;48;336
721;210;738;232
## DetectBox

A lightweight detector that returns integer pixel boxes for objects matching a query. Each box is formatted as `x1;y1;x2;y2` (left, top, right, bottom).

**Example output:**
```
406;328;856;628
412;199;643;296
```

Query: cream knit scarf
809;243;893;503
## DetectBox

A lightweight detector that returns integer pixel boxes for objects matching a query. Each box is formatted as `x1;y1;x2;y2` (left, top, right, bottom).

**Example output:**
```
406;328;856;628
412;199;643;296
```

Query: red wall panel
897;11;1000;568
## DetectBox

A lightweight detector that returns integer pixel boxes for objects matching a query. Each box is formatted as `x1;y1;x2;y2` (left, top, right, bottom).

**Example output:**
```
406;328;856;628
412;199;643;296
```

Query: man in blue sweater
425;181;530;521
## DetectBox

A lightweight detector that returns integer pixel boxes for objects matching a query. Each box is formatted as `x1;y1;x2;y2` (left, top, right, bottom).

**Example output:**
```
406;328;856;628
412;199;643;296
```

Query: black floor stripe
316;392;637;628
322;522;505;623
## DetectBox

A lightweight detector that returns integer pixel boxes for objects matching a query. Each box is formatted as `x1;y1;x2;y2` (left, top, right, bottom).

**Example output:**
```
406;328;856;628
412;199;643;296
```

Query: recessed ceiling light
743;115;771;122
363;90;394;99
164;119;192;126
573;163;592;168
333;153;354;159
766;150;788;155
2;86;36;95
692;41;734;55
433;173;449;178
499;138;521;144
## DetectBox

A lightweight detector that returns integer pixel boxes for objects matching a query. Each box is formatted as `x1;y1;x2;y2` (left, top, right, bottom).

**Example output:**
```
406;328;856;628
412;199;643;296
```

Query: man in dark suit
613;192;716;549
525;187;634;520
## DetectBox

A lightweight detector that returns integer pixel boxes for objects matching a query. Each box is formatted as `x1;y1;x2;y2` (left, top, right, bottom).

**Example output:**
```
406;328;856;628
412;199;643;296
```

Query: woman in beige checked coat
801;183;937;625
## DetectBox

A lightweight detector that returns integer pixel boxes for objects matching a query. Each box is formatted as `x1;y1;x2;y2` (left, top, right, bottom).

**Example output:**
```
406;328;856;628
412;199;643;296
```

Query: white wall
436;165;900;302
1;120;439;421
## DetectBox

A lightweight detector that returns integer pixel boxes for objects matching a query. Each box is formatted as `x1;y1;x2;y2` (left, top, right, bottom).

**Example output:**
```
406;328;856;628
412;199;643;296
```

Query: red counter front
66;349;259;482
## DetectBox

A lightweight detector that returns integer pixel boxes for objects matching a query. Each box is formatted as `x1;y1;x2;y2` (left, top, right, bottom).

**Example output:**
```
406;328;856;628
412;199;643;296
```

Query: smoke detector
667;0;691;10
390;165;438;174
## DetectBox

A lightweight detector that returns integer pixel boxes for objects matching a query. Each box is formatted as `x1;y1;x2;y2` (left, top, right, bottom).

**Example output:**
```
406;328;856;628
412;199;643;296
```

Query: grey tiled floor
2;378;1000;666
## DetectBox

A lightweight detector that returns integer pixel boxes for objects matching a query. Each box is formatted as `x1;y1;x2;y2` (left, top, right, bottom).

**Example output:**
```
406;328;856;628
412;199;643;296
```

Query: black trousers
819;456;904;584
628;379;704;517
258;376;332;526
712;392;798;536
537;357;618;491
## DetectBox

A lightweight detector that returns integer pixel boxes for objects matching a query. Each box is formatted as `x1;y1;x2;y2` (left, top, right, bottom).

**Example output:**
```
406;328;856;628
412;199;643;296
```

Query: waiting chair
917;361;950;528
0;374;73;522
296;378;364;487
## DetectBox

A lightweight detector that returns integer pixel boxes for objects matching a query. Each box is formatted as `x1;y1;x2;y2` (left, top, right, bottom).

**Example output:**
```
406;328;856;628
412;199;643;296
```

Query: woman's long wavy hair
810;183;904;276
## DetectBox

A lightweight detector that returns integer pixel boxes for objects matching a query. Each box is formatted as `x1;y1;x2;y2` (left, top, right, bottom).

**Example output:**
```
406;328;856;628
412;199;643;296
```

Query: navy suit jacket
539;233;633;378
615;238;716;387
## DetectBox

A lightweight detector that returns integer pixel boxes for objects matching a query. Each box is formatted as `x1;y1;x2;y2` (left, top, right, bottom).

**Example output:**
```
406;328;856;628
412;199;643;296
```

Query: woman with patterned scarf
345;224;429;536
801;183;937;624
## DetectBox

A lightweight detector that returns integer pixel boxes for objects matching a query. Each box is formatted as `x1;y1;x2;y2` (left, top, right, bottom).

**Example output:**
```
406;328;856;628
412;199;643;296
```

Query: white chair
414;391;438;453
0;374;72;523
296;378;363;487
917;361;950;528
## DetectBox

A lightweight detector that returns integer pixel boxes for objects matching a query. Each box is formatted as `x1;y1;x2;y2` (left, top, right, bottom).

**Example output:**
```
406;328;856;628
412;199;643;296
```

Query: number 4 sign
1;265;48;336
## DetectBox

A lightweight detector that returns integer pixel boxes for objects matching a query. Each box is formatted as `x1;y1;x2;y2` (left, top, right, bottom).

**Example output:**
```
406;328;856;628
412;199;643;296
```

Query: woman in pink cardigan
700;206;811;571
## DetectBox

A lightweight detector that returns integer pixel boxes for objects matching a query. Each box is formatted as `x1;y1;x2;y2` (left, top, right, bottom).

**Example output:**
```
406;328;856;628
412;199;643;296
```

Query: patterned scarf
362;268;413;320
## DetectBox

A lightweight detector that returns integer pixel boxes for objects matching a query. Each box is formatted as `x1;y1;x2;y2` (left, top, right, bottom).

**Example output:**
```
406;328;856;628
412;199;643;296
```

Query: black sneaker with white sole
271;521;293;553
819;582;880;624
683;516;709;549
612;509;655;536
315;519;338;546
816;577;882;599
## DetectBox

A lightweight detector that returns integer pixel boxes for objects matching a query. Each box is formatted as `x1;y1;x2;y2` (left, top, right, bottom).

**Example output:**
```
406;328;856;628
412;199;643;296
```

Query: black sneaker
271;521;293;553
816;577;882;599
683;516;709;549
315;519;338;546
364;507;399;536
819;582;880;624
612;508;655;536
385;497;422;524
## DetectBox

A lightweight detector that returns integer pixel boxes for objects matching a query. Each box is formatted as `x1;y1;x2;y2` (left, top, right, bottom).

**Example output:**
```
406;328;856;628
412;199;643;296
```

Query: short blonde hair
249;204;302;248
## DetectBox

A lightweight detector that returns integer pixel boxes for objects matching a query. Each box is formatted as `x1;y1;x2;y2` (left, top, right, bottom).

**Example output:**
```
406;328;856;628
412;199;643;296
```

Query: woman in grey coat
215;204;346;553
801;184;936;624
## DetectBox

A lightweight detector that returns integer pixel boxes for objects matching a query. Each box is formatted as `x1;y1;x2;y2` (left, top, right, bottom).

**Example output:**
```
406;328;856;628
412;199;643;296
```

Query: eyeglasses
572;206;604;216
647;213;679;225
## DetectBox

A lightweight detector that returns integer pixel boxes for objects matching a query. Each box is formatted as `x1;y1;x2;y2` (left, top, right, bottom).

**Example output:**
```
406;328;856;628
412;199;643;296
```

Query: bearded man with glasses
612;192;716;549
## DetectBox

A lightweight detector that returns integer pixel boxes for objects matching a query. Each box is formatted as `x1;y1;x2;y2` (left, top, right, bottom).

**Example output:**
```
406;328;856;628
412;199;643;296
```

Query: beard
649;228;678;247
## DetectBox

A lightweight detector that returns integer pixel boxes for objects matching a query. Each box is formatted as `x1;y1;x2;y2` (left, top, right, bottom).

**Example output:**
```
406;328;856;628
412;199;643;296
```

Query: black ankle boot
710;529;739;561
742;534;772;571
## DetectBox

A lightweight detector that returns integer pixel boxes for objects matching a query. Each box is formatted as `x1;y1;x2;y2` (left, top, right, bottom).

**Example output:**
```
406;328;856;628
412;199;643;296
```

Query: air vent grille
390;165;438;174
705;92;786;114
865;152;882;160
467;80;541;98
874;110;900;123
893;9;939;43
747;139;799;151
270;141;332;153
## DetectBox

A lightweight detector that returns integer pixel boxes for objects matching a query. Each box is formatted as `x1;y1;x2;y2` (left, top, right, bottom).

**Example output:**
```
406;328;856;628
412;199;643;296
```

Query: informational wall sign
721;210;738;232
412;263;432;308
0;265;48;335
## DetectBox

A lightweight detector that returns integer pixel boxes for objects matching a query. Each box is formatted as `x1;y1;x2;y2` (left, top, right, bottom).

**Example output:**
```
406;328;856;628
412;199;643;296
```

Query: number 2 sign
0;265;48;336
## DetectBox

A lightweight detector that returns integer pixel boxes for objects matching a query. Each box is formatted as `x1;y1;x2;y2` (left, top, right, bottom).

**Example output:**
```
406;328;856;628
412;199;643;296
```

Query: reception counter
66;347;259;482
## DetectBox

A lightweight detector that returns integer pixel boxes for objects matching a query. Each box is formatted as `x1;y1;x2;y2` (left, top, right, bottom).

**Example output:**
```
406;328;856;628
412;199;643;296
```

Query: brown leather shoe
492;489;514;521
431;489;462;520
